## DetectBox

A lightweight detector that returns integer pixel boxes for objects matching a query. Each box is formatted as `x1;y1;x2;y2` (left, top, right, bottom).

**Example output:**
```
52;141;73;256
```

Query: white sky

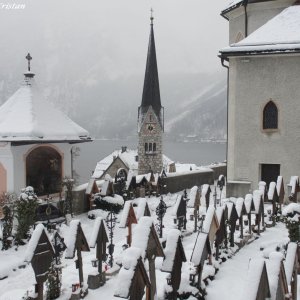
0;0;230;77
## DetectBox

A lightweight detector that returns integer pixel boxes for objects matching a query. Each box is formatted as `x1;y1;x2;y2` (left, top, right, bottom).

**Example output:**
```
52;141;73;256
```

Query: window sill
262;128;279;134
145;151;158;155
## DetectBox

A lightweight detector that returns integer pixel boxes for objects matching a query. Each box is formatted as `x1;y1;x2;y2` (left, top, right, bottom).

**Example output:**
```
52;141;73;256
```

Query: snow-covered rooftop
0;78;91;143
221;6;300;54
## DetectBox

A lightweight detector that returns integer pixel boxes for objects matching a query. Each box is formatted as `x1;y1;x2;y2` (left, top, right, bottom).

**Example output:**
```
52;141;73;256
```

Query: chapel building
220;0;300;196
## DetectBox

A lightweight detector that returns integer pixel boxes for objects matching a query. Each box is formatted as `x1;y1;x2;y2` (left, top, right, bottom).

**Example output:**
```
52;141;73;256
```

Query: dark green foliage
93;194;123;214
15;187;39;245
286;219;300;242
46;264;61;300
1;205;14;250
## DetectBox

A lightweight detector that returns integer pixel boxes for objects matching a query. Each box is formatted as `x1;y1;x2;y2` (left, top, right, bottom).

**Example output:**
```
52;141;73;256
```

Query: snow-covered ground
0;187;297;300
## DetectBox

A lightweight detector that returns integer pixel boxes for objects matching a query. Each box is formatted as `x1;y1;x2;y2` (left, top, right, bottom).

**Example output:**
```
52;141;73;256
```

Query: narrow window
153;143;156;152
145;143;148;152
149;114;152;122
263;101;278;129
149;143;152;152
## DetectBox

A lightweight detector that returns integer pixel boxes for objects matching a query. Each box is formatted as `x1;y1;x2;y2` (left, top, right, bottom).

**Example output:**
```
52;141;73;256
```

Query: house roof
0;74;91;144
220;5;300;56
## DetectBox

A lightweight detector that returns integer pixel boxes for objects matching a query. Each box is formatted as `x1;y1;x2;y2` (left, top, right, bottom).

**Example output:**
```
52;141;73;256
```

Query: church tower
138;12;164;175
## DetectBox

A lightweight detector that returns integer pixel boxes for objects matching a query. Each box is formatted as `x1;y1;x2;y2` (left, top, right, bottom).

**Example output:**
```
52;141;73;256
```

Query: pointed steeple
140;11;162;118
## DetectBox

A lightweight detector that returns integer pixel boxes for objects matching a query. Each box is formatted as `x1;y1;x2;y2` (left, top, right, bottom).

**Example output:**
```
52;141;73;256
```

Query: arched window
263;101;278;130
149;143;152;152
153;143;156;152
145;143;148;152
26;146;62;196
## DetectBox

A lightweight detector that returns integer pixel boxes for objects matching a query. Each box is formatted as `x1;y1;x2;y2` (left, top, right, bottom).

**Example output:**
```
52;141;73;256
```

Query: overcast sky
0;0;230;79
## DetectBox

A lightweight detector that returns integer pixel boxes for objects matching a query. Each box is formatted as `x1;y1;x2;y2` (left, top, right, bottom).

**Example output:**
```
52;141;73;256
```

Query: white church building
220;0;300;196
0;54;91;196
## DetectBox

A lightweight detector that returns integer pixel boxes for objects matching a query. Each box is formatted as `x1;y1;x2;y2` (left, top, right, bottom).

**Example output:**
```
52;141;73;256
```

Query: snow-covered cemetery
1;0;300;299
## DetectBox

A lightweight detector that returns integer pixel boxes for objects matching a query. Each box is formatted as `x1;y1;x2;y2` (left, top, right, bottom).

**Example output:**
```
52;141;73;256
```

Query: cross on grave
190;232;211;289
276;176;285;206
215;206;228;260
120;201;138;246
26;53;32;71
65;220;90;299
132;217;164;300
161;230;186;300
225;201;239;247
173;195;187;231
201;205;219;250
88;217;108;289
24;224;55;300
114;247;151;300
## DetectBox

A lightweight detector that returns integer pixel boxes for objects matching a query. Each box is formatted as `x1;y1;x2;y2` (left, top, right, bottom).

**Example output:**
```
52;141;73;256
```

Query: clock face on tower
147;123;155;133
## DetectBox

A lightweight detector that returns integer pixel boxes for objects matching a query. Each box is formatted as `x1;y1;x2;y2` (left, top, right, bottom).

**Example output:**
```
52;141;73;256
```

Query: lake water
74;139;226;184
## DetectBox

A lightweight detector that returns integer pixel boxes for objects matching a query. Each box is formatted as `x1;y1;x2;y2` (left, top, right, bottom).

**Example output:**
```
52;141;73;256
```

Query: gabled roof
221;5;300;56
0;76;91;144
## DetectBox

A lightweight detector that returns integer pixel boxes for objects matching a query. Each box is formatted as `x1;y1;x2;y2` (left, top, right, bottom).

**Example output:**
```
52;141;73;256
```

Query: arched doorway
26;146;62;196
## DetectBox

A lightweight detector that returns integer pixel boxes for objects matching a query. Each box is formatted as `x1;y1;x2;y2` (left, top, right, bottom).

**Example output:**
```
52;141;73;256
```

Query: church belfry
138;11;164;175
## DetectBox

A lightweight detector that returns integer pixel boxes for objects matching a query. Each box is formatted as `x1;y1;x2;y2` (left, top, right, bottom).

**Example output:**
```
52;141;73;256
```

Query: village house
220;0;300;197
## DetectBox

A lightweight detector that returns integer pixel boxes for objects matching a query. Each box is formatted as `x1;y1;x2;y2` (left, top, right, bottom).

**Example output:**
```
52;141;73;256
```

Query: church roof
220;5;300;56
0;71;91;144
140;18;162;117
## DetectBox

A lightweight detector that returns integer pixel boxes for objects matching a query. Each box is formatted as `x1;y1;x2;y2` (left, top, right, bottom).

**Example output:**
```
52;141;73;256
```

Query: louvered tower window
263;101;278;129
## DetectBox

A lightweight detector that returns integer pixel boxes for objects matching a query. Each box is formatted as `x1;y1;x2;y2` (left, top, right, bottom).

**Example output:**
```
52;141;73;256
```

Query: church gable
139;106;162;136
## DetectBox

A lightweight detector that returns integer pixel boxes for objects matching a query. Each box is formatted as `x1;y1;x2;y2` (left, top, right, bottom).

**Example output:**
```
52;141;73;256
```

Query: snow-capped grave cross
288;176;300;202
276;175;285;205
24;224;55;300
188;186;201;232
132;216;164;300
268;181;279;216
114;247;151;300
215;206;227;260
244;194;255;234
119;201;138;246
225;201;239;247
161;229;186;300
284;242;298;300
88;217;108;289
234;198;247;239
253;190;264;234
190;232;211;289
173;195;187;231
201;205;219;248
201;184;211;210
65;220;90;299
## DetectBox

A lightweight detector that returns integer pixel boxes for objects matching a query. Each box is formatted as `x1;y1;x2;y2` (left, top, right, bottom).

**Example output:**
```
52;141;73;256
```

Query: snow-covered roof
0;78;91;143
221;6;300;55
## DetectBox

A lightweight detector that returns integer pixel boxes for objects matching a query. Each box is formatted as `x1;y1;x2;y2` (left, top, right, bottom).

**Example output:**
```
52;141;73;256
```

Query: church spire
140;10;162;118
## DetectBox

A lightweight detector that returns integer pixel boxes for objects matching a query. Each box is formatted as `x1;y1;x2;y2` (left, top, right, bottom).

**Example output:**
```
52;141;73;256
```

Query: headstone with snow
202;205;219;247
188;186;200;232
119;201;138;246
268;181;279;216
88;217;108;289
201;184;211;210
161;230;186;300
85;178;99;210
253;190;264;234
276;176;285;204
114;247;151;300
235;197;247;238
136;198;151;220
24;224;55;300
266;252;289;300
284;242;298;300
190;232;211;289
225;201;239;247
132;217;164;300
258;181;267;201
245;194;255;234
243;259;271;300
65;220;90;299
172;195;187;231
215;206;227;259
288;176;300;203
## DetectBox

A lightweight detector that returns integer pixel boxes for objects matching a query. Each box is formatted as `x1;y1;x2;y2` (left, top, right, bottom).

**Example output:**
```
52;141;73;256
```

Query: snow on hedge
102;195;124;206
243;258;265;300
282;203;300;216
114;247;143;298
188;186;198;208
161;229;181;272
65;219;80;259
284;242;297;284
119;201;132;228
131;216;153;259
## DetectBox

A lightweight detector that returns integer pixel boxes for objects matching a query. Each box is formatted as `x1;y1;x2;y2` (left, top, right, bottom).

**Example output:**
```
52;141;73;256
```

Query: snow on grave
172;195;187;230
215;206;227;260
119;201;137;246
65;220;90;299
188;186;200;209
288;176;300;202
253;190;264;233
258;181;267;201
224;200;239;247
202;205;219;247
234;197;247;238
131;216;164;300
88;217;108;289
135;198;151;220
190;232;211;289
244;194;255;234
276;176;285;204
24;224;55;300
282;203;300;216
201;184;211;209
243;258;271;300
284;242;298;300
114;247;150;300
161;229;186;299
266;252;289;300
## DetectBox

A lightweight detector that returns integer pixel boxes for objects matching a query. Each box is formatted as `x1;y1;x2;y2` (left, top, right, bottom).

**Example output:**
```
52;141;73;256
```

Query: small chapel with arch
0;54;91;196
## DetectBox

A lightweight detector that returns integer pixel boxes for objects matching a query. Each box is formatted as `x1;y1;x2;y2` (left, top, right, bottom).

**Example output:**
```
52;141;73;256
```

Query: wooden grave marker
132;217;164;300
253;190;264;234
215;206;227;260
114;247;151;300
65;220;90;299
190;232;211;289
201;184;211;210
235;198;247;239
173;195;187;230
85;178;99;210
276;176;285;205
288;176;300;202
161;229;186;300
225;201;239;247
268;182;279;217
88;217;109;289
202;205;219;249
244;194;255;234
24;224;55;300
284;242;298;300
188;186;201;232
